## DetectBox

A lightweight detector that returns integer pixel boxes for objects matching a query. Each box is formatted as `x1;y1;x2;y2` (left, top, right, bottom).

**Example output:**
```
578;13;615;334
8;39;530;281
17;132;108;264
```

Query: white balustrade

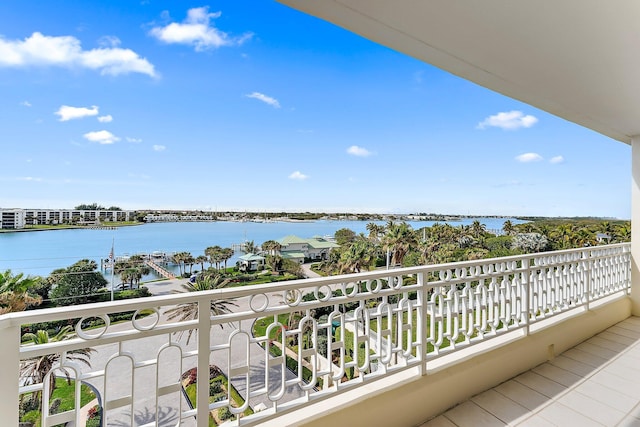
1;243;630;426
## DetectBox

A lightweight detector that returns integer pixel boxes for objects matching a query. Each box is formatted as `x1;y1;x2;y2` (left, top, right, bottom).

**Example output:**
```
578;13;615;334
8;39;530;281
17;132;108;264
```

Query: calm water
0;218;524;278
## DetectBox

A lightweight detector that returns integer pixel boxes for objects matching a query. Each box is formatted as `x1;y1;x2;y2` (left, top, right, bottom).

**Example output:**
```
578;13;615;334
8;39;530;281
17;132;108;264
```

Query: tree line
315;219;631;275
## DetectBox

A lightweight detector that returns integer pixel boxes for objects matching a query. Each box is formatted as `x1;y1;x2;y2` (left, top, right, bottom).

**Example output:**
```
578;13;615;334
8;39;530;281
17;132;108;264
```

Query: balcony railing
1;243;630;426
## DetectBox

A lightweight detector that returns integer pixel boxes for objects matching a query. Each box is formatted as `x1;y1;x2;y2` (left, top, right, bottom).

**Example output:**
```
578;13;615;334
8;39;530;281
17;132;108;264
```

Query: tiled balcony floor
422;316;640;427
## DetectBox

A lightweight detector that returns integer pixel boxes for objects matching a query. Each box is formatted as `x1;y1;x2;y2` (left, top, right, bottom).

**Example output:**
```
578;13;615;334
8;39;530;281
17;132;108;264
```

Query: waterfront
0;218;524;278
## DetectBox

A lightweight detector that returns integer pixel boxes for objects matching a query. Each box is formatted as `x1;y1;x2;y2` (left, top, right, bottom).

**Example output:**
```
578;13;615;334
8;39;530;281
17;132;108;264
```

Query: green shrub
209;381;223;395
218;406;233;421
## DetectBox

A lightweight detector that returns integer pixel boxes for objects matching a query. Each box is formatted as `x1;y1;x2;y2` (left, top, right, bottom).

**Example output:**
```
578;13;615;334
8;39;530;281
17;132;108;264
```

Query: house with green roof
277;235;340;263
236;253;265;272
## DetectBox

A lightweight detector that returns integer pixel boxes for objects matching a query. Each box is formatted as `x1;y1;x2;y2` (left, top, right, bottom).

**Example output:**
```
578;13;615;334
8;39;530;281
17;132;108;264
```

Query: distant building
0;209;25;229
277;235;340;263
144;213;215;222
0;208;135;228
237;253;266;272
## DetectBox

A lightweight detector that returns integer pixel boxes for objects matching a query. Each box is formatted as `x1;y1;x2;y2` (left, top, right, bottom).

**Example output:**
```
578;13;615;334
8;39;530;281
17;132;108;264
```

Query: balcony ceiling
278;0;640;144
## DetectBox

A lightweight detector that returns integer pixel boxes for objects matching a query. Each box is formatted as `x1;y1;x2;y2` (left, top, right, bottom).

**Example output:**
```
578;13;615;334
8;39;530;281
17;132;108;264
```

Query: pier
144;259;176;279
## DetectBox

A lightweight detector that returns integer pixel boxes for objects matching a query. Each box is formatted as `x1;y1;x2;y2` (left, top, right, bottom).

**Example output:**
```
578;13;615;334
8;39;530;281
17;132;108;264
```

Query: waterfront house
277;235;340;262
237;253;266;272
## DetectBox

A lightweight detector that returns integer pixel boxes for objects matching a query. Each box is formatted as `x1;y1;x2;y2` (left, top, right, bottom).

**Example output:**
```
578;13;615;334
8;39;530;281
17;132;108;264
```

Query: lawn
20;377;96;427
183;374;253;426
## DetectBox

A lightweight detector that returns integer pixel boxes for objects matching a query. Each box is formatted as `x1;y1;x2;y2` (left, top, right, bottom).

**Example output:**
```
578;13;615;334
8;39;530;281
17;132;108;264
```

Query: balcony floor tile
419;316;640;427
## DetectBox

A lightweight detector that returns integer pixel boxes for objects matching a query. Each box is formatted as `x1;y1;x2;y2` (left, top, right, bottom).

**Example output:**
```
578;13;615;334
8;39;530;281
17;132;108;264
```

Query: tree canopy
49;260;108;306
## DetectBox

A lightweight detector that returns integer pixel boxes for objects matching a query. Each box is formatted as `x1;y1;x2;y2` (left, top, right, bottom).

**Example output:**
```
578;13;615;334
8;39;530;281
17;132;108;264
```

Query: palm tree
243;240;258;254
615;223;631;242
195;255;208;272
205;246;223;270
171;252;189;276
204;246;220;268
0;270;42;314
163;274;237;344
20;326;94;407
261;240;282;256
502;220;516;236
470;220;487;239
184;253;195;275
339;239;374;273
221;247;234;271
114;256;150;289
574;228;595;247
365;222;385;241
382;221;416;267
553;224;576;249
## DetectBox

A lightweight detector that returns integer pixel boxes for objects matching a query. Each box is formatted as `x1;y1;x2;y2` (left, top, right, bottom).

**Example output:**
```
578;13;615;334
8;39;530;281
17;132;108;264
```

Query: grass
335;326;370;368
252;315;324;388
368;309;506;354
184;374;253;426
20;377;96;427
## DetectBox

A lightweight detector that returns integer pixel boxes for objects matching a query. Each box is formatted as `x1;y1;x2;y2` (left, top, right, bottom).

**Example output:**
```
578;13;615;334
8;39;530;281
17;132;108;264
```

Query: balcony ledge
264;295;631;427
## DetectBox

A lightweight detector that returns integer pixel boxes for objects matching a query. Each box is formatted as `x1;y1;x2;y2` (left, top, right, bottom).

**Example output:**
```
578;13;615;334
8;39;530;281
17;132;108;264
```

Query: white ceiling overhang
278;0;640;144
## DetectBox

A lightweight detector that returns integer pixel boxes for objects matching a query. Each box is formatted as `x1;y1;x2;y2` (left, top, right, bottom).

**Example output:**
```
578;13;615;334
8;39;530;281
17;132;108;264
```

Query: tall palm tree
195;255;208;272
171;252;189;276
221;247;234;271
382;221;416;267
20;326;94;407
184;253;195;275
163;274;237;344
204;246;220;268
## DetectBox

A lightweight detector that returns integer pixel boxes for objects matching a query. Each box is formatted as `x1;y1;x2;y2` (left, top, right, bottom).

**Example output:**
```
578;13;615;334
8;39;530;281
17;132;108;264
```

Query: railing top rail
0;242;630;328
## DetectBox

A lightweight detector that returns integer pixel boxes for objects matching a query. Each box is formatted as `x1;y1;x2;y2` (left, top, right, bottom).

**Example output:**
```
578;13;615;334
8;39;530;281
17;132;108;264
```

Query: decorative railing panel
0;243;630;426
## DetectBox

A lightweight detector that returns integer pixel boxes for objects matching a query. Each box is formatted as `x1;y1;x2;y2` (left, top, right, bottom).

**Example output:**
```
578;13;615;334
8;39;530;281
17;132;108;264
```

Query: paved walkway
301;262;321;279
422;316;640;427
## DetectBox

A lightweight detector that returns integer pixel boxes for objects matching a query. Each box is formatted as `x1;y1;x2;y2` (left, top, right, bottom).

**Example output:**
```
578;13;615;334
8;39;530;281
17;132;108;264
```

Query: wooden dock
144;259;176;279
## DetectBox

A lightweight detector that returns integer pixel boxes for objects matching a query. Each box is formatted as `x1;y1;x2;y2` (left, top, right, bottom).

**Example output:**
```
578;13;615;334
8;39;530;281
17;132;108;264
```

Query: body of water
0;218;526;278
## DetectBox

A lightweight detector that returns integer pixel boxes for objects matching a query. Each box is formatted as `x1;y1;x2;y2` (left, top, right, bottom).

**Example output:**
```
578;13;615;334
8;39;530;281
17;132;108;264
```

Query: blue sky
0;1;631;218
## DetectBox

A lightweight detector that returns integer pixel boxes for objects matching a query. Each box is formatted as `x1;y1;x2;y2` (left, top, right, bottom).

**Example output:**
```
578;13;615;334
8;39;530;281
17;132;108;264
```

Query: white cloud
16;176;42;182
83;130;120;144
289;171;308;180
126;137;142;143
20;101;31;107
347;145;372;157
55;105;99;121
98;36;121;48
0;32;156;77
97;114;113;123
515;152;543;163
153;144;166;151
245;92;280;108
477;110;538;130
550;155;565;164
149;7;252;51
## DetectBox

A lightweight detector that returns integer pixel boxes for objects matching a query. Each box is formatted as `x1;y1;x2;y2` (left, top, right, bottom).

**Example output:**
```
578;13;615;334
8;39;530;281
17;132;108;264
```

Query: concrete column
631;137;640;315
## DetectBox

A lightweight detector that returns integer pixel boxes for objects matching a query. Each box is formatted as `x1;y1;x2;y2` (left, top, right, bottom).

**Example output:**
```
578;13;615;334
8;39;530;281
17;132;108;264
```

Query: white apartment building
0;208;26;229
0;208;135;228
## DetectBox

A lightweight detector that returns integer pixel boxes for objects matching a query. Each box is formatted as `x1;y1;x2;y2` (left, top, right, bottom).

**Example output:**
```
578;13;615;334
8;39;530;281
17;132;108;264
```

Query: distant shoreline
0;223;143;233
